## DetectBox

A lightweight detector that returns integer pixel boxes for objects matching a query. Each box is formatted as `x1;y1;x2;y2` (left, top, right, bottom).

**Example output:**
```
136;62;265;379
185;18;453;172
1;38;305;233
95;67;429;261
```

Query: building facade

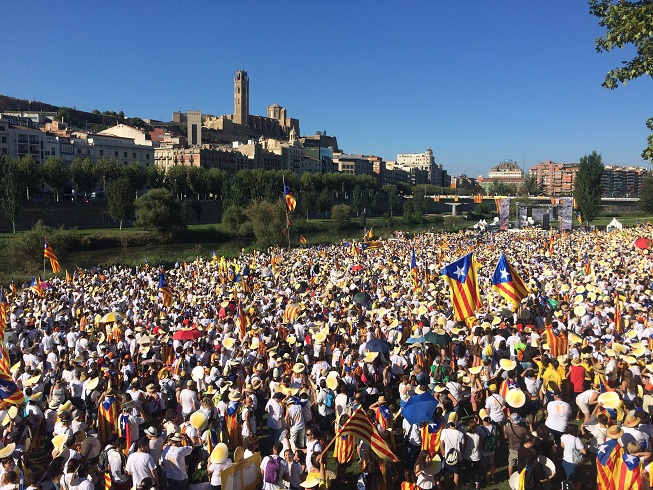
601;165;650;197
396;147;448;185
529;160;579;196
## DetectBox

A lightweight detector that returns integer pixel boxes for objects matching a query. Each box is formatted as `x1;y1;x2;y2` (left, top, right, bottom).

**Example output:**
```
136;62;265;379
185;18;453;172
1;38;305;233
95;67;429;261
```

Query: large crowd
1;225;653;490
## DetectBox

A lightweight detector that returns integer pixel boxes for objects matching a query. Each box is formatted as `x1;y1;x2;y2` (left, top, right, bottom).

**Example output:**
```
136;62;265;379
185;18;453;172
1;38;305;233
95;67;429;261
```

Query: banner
499;198;511;230
559;197;573;230
518;205;528;229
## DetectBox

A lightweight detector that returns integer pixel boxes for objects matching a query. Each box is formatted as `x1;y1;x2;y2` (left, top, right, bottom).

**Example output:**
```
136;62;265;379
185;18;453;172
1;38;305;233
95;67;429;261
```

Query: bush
222;205;247;235
332;204;352;229
243;200;287;247
135;188;187;235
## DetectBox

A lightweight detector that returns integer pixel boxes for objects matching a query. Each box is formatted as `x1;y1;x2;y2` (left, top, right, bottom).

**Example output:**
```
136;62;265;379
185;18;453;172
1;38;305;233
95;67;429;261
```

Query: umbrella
402;392;439;425
353;292;372;308
406;336;426;344
141;359;163;365
424;331;452;346
365;339;392;354
635;237;653;250
100;311;125;323
172;329;203;341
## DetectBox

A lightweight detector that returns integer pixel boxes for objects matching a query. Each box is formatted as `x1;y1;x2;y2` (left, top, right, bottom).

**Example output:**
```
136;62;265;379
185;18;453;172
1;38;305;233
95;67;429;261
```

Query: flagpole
286;209;291;249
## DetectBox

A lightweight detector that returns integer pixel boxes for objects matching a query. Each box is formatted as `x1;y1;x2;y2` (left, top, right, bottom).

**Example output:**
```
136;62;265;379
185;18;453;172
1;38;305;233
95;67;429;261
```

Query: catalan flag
236;300;249;340
410;247;419;291
300;235;307;245
9;278;16;296
474;195;483;204
613;453;643;490
0;290;7;338
0;372;26;407
29;277;43;297
491;253;529;308
365;227;373;241
548;228;554;254
362;241;383;251
283;177;296;212
98;394;121;445
43;239;62;273
544;325;568;357
614;292;622;334
597;438;623;490
65;270;72;283
158;272;173;307
283;303;300;324
584;253;592;276
441;253;482;321
339;406;399;462
0;344;10;375
596;372;614;393
577;212;583;225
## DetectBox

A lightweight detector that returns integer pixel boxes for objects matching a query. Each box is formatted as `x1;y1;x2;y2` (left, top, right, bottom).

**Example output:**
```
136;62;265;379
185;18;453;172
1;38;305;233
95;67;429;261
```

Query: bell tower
234;70;249;126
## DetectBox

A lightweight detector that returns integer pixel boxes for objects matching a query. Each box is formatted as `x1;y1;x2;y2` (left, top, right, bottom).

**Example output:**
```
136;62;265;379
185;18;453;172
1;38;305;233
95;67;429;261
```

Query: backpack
523;465;538;490
482;426;498;453
98;447;111;473
443;431;460;466
264;455;281;484
324;389;335;409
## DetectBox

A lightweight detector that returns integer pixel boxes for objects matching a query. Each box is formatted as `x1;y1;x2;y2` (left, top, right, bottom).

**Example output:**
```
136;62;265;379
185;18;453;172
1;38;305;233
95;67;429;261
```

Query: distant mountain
0;95;119;128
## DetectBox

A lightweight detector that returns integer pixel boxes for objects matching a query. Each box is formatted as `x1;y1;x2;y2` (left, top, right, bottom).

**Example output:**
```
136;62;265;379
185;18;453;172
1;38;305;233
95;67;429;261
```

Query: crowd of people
0;225;653;490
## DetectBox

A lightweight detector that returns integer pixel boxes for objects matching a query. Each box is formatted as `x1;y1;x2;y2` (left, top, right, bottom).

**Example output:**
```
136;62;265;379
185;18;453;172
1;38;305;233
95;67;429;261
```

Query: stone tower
234;70;249;126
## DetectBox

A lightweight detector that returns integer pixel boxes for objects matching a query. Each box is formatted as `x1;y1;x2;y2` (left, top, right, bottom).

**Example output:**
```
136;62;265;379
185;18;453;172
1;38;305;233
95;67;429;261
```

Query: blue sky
2;1;651;177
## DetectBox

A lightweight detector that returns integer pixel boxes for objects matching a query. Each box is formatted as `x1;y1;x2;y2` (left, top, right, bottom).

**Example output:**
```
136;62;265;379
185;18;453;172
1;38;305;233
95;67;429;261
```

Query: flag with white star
613;452;642;490
0;372;25;406
596;438;623;490
441;253;481;321
491;253;529;307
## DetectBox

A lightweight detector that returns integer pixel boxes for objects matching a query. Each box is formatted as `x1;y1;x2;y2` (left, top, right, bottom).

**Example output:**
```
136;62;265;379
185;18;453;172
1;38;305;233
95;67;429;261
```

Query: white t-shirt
485;394;506;423
259;455;288;490
560;434;584;463
179;389;198;414
440;427;465;459
125;451;157;487
209;459;232;486
463;431;481;462
545;400;571;433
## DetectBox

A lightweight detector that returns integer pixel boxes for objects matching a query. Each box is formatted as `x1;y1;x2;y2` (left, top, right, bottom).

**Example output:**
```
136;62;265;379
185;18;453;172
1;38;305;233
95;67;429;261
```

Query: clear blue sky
2;1;651;177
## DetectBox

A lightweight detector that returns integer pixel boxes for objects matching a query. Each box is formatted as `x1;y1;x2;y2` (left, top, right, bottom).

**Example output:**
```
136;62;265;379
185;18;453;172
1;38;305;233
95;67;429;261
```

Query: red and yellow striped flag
98;395;121;445
545;325;568;357
339;406;398;461
283;304;300;324
614;292;622;334
44;239;62;273
421;420;442;456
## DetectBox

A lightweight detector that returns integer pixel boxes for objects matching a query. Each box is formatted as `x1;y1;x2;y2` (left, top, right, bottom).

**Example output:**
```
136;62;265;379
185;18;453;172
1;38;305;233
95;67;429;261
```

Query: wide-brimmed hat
499;359;517;371
144;426;159;437
57;400;72;414
190;411;208;431
293;363;305;374
505;389;526;409
300;473;323;488
228;390;242;402
363;351;379;363
624;414;641;428
607;424;624;439
210;442;229;465
468;365;483;375
86;377;99;391
52;434;67;452
597;391;621;409
169;432;183;442
1;406;18;426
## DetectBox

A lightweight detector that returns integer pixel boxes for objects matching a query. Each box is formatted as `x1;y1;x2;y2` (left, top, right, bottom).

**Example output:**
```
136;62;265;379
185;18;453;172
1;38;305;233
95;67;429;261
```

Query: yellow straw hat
468;365;483;375
209;442;229;464
505;389;526;408
52;434;67;452
597;391;621;410
0;443;15;459
363;351;379;363
499;359;517;371
326;376;339;391
190;411;208;431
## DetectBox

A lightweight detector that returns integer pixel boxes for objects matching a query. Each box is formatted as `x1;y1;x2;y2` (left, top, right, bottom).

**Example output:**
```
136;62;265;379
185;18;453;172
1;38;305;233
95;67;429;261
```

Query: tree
70;157;98;196
590;0;653;159
135;188;187;235
331;204;352;229
125;162;147;191
41;157;70;202
0;157;22;233
165;165;188;199
207;168;226;199
574;151;604;224
16;155;41;199
382;185;399;216
96;159;125;188
222;205;247;234
521;173;542;196
243;200;287;247
187;167;209;200
640;174;653;212
146;165;165;189
106;177;135;230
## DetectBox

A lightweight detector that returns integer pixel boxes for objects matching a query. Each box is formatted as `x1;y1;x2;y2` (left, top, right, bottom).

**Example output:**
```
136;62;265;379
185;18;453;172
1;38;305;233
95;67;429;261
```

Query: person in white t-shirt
560;424;587;486
440;413;465;489
545;391;571;443
484;384;506;424
259;441;289;490
125;437;158;489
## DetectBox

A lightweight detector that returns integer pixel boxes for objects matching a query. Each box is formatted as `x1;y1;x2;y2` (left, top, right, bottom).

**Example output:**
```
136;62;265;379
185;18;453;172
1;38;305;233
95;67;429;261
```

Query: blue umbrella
402;392;439;425
365;339;392;353
406;336;425;344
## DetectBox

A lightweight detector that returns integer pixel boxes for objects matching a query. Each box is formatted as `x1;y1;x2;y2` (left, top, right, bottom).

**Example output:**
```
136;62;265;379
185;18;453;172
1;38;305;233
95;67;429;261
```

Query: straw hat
606;424;624;439
568;332;583;344
0;442;15;460
293;363;305;374
326;376;339;391
624;414;641;428
234;446;245;463
228;390;243;402
52;434;67;452
210;442;229;465
363;351;379;363
300;473;323;488
499;359;517;371
423;455;442;476
222;338;235;349
573;305;586;317
505;389;526;408
58;400;73;414
191;366;205;383
190;411;208;431
86;377;99;391
631;345;646;357
613;343;627;354
479;408;489;420
468;365;483;375
314;332;327;344
287;335;297;345
597;391;621;409
1;406;18;426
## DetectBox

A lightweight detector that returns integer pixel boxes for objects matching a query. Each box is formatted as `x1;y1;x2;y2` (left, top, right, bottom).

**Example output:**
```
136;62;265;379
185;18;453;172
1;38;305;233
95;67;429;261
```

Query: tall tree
70;157;98;196
146;164;165;189
590;0;653;159
125;162;148;191
135;188;187;235
0;157;22;233
521;173;541;196
106;177;135;230
382;184;399;216
16;155;41;200
640;173;653;213
574;151;604;224
41;157;70;201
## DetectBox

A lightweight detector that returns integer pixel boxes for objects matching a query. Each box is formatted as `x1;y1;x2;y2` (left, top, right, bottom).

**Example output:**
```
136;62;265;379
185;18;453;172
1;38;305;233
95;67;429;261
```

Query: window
1;137;5;144
0;126;4;131
146;154;150;160
123;152;127;158
99;150;104;157
132;152;136;159
114;151;119;157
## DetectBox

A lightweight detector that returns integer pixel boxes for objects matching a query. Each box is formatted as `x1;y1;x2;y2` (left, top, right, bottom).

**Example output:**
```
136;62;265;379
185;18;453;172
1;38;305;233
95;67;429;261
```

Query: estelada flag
613;453;643;490
421;419;442;456
544;325;568;357
410;247;419;291
29;277;43;297
98;394;121;445
300;235;307;245
158;273;173;307
491;253;529;307
339;406;398;461
441;253;482;321
0;289;7;340
283;177;296;212
0;372;26;406
283;304;300;324
597;438;623;490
